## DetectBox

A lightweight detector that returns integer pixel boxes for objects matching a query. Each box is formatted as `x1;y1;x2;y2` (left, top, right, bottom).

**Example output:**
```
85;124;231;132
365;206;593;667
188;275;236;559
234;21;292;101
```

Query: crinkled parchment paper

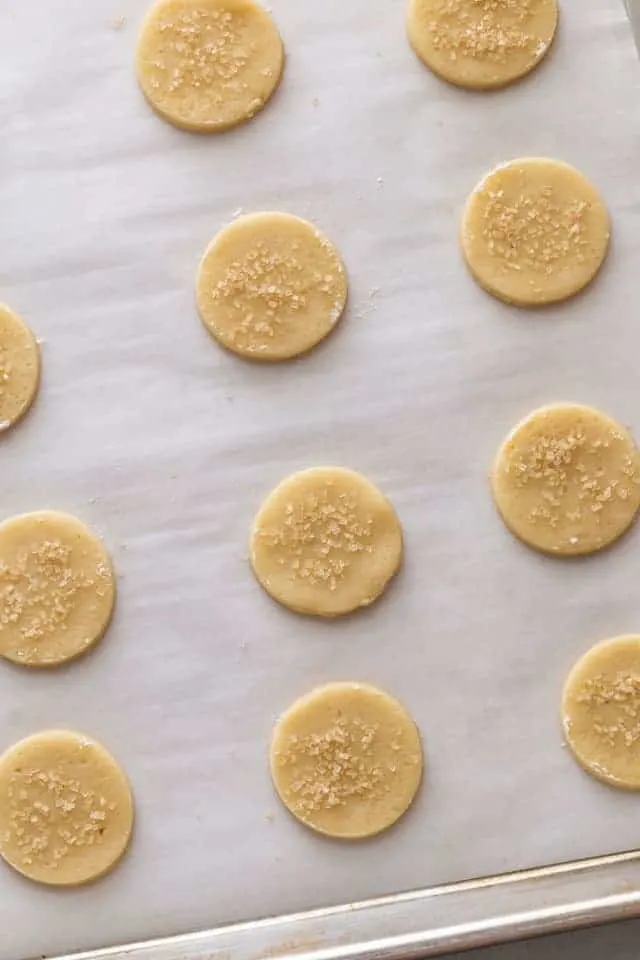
1;0;640;956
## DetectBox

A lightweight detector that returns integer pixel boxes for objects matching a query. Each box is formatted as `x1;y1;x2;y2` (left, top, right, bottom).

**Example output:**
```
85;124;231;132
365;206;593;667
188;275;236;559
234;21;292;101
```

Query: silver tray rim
49;849;640;960
627;0;640;52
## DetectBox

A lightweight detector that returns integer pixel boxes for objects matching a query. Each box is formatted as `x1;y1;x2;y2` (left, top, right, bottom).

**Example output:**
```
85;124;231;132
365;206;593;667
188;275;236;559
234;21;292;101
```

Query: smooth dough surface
0;730;134;885
136;0;284;132
461;158;610;306
563;636;640;790
250;467;403;617
407;0;558;90
197;212;348;361
270;682;423;839
0;304;40;433
491;404;640;557
0;511;116;667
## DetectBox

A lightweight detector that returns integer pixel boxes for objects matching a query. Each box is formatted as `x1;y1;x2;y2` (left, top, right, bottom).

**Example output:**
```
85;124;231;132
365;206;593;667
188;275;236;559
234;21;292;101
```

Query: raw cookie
0;511;115;667
135;0;284;132
562;636;640;790
250;467;403;617
270;682;423;839
407;0;558;91
491;404;640;557
461;158;610;306
196;212;348;361
0;304;40;432
0;730;134;885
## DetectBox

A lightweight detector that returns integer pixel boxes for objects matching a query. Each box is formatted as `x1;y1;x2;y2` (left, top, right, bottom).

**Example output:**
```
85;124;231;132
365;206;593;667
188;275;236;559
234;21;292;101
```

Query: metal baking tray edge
626;0;640;53
50;849;640;960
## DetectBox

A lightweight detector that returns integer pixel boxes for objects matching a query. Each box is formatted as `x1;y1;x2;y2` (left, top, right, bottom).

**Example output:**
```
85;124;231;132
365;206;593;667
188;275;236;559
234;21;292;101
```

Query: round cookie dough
250;467;403;617
270;682;423;839
0;511;116;667
0;730;134;885
135;0;284;132
0;304;40;433
461;158;610;306
196;212;348;361
491;404;640;557
407;0;558;90
562;636;640;790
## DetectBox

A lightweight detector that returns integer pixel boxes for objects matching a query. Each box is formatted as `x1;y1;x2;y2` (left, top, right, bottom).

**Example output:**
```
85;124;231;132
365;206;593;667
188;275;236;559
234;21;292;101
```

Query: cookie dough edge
0;304;41;433
249;468;404;618
196;213;349;363
135;1;286;134
561;635;640;792
269;682;424;839
0;510;117;669
406;0;560;92
460;157;612;307
0;729;135;886
489;404;640;558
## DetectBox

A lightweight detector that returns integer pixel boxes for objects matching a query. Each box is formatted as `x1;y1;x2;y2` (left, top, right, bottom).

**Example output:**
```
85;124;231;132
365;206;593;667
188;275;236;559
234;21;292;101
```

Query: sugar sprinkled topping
576;673;640;749
480;182;591;275
506;421;640;533
151;8;248;89
139;1;275;124
4;757;116;870
258;487;374;591
274;718;401;815
204;232;344;354
0;540;111;663
426;0;543;64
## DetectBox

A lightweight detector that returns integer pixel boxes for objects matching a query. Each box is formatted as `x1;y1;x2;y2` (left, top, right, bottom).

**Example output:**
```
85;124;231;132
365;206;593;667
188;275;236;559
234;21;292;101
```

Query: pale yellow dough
270;682;423;839
0;730;134;885
197;213;348;361
0;511;116;667
491;404;640;557
250;468;403;617
407;0;558;90
0;305;40;433
562;636;640;790
135;0;284;132
461;158;610;306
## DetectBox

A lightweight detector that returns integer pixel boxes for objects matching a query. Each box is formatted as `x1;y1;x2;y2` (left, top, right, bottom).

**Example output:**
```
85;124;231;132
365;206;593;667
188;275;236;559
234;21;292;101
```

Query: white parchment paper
2;0;640;957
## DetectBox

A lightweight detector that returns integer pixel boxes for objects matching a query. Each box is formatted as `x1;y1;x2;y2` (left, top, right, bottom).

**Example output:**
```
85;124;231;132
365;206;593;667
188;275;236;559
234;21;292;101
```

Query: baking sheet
2;1;640;957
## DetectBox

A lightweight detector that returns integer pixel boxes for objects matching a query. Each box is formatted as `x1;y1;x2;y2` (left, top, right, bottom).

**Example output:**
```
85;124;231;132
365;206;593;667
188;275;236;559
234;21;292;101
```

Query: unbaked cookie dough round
562;636;640;790
0;511;116;667
135;0;284;132
491;404;640;557
196;212;348;361
0;305;40;433
407;0;558;91
0;730;134;885
461;158;610;306
250;468;403;617
270;682;423;839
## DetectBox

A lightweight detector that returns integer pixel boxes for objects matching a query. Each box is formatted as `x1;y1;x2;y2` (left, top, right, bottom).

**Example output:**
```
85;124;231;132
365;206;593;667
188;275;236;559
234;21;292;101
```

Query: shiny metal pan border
626;0;640;53
53;850;640;960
